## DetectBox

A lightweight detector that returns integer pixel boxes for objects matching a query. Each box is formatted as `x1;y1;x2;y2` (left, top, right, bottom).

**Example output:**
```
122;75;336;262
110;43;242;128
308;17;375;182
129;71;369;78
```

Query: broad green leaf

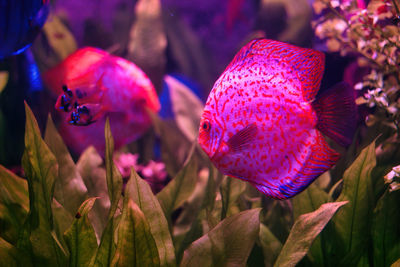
203;165;217;214
52;199;73;247
263;199;292;243
157;155;197;221
333;141;376;264
0;236;31;267
220;177;247;220
292;183;328;220
77;146;109;240
275;201;348;267
260;223;282;267
128;0;166;91
391;258;400;267
111;199;160;267
0;71;8;94
104;119;123;218
148;111;192;177
165;75;204;142
292;183;328;265
91;119;122;266
125;169;176;267
19;103;67;265
0;165;28;244
175;218;202;265
174;168;213;263
0;111;6;165
372;190;400;266
203;167;219;230
31;15;78;72
180;208;261;267
44;114;88;216
64;198;98;267
42;15;77;61
162;8;215;90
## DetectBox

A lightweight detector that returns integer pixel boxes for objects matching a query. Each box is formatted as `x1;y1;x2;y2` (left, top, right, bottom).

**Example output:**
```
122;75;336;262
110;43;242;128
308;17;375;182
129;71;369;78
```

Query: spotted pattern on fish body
198;39;354;199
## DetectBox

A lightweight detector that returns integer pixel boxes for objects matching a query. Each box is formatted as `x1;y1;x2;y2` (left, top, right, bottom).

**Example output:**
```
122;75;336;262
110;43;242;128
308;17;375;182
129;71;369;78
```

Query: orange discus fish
198;39;356;199
43;47;160;154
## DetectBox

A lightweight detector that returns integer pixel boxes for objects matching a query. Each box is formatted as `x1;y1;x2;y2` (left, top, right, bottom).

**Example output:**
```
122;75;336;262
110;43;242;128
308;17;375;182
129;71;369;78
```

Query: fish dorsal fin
251;131;339;199
227;39;325;101
227;123;258;152
42;47;108;95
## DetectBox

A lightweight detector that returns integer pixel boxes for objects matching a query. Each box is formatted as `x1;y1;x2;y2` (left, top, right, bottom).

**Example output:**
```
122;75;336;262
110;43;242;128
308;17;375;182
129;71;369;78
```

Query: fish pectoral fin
252;132;340;199
227;123;258;152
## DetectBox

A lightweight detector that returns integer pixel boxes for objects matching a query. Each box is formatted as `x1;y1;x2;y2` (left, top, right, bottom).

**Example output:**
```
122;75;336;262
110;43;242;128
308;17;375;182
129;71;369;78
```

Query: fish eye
202;120;211;132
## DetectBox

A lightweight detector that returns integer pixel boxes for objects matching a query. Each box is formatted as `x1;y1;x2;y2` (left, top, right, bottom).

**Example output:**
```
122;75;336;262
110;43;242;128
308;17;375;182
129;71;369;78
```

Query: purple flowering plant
314;0;400;128
313;0;400;195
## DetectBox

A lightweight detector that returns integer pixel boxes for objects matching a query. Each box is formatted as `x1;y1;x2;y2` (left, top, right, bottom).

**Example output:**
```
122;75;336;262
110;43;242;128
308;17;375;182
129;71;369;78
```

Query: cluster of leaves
1;100;400;267
313;0;400;133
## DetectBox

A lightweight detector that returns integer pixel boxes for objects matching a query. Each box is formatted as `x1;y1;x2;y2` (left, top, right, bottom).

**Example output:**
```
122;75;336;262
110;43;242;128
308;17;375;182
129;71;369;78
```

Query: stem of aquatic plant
391;0;400;16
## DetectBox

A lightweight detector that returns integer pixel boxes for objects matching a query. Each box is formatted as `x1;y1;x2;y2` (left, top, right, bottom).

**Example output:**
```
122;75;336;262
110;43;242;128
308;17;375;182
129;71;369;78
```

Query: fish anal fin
313;82;357;147
227;123;258;152
252;133;340;199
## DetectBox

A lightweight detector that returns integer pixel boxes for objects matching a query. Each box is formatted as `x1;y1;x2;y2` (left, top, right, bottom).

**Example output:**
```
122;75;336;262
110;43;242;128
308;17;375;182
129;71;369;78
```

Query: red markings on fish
198;39;356;199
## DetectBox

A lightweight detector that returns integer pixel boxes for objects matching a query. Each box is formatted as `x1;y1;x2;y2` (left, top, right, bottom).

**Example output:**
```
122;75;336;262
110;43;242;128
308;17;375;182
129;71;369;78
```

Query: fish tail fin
312;82;357;147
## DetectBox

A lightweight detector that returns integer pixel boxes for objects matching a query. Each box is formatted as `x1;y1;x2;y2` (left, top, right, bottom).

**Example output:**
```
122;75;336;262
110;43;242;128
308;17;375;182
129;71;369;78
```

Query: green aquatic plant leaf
44;114;88;216
292;183;328;220
260;223;282;267
111;199;160;267
77;146;109;241
0;236;31;267
165;75;204;143
173;167;215;263
262;199;292;245
157;155;197;222
104;119;123;218
220;176;247;220
180;208;261;267
18;103;67;265
128;0;166;92
292;183;328;265
125;169;176;267
392;258;400;267
275;201;348;267
31;14;78;72
90;119;123;266
51;199;73;249
0;71;8;94
64;198;98;267
43;15;78;60
372;190;400;267
333;141;376;265
148;111;192;177
0;165;28;244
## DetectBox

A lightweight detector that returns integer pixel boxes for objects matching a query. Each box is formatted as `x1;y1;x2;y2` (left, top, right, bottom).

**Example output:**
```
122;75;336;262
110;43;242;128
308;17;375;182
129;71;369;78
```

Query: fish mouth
210;140;229;162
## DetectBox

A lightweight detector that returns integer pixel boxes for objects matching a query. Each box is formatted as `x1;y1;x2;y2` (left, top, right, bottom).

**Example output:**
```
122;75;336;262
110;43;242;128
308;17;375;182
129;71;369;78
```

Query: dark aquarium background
0;0;400;266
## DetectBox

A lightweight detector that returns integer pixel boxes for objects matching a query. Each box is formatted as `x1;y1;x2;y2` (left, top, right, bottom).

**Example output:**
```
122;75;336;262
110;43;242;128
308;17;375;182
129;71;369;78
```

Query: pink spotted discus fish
43;47;160;155
198;39;356;199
